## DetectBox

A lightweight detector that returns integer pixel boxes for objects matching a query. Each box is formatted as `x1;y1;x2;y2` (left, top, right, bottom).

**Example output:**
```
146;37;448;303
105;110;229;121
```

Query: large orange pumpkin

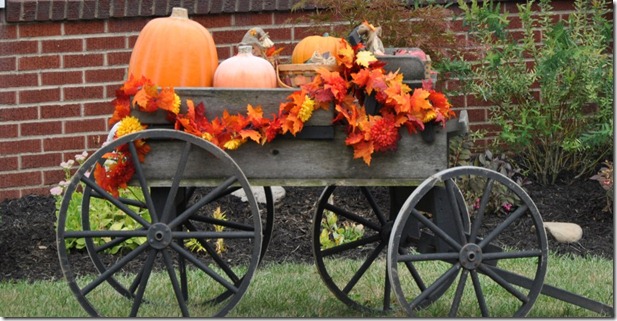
291;33;343;64
127;7;218;87
213;46;277;88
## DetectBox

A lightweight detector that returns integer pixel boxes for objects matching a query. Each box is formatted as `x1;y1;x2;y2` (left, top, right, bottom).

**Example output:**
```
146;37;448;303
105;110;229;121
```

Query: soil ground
0;175;613;283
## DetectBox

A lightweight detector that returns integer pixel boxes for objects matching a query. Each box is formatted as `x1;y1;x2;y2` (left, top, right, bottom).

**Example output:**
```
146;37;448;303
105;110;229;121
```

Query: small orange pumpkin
127;7;218;87
213;45;277;88
291;33;343;64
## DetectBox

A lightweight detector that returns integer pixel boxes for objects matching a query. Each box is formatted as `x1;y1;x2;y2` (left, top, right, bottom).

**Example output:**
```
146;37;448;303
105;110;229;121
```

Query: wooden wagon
55;87;613;317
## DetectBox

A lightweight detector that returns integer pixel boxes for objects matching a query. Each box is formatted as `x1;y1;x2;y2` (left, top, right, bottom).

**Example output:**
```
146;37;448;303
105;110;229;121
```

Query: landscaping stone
544;222;583;243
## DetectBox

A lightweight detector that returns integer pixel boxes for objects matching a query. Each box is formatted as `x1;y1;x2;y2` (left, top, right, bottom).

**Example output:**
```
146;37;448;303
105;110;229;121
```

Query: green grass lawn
0;252;613;317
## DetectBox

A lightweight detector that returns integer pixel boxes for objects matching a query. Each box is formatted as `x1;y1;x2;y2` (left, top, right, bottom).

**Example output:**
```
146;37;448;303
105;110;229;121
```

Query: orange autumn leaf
239;129;261;143
352;141;374;166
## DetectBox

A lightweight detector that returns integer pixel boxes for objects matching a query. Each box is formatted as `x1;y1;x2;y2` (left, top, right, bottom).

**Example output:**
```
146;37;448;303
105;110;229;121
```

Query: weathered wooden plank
138;125;448;187
129;87;455;187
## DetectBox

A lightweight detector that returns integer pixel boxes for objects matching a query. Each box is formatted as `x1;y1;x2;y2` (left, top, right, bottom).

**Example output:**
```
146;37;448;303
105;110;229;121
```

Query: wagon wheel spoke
469;178;494;243
80;175;151;227
161;249;190;317
320;234;381;256
81;243;149;296
342;241;387;295
127;141;160;223
130;249;158;317
470;270;490;317
170;242;238;293
449;269;469;317
477;204;528;249
444;179;467;243
408;264;461;311
388;166;547;317
360;187;388;225
160;141;192;224
409;208;462;251
312;186;393;313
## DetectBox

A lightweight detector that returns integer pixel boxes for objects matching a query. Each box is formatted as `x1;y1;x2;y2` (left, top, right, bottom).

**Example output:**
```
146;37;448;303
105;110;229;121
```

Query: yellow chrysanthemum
115;116;145;138
298;95;315;122
201;132;214;142
172;93;181;114
423;110;437;123
223;138;243;150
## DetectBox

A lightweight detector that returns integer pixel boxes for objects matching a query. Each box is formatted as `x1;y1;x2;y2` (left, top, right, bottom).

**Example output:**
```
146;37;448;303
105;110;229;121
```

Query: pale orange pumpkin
291;33;343;64
213;46;277;88
127;7;218;87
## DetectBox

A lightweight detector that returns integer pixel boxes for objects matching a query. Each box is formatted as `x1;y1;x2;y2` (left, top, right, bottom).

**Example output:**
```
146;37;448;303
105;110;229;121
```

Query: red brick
64;20;106;35
0;92;17;105
85;68;126;83
97;0;111;19
0;124;18;138
19;23;62;38
87;134;108;149
465;108;487;123
211;29;247;45
22;153;63;169
0;156;19;171
0;22;18;39
42;39;83;53
51;0;68;20
36;1;52;21
40;104;82;119
86;36;127;51
0;190;21;201
19;88;61;104
112;0;127;17
262;28;291;42
0;139;42;154
107;51;132;66
84;101;115;117
63;53;104;68
22;0;38;21
0;73;38;88
43;169;66;186
274;11;303;25
43;136;85;152
0;57;17;72
42;71;83;86
107;18;149;33
2;40;39;55
18;55;61;71
63;86;104;101
65;118;107;134
235;12;273;26
21;121;63;136
0;106;37;121
194;15;231;29
0;171;42;189
22;186;54;197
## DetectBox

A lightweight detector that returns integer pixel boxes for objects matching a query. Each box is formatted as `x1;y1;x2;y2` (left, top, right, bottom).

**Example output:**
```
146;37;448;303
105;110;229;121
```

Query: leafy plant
590;160;614;213
51;153;151;254
458;0;613;185
319;210;364;250
449;132;528;214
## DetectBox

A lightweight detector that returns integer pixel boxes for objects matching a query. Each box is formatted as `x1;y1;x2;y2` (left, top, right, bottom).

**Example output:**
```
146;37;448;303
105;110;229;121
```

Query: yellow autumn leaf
356;51;377;68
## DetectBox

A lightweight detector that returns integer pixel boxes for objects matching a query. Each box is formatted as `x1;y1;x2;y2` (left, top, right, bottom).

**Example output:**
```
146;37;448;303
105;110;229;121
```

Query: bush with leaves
291;0;471;74
458;0;613;185
449;132;529;215
319;210;365;250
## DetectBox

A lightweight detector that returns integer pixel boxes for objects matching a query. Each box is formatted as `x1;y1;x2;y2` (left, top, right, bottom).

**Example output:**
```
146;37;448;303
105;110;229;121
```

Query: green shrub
458;0;613;184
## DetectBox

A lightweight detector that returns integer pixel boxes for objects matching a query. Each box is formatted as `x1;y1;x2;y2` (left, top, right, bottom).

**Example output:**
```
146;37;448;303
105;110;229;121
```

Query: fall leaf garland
96;39;454;196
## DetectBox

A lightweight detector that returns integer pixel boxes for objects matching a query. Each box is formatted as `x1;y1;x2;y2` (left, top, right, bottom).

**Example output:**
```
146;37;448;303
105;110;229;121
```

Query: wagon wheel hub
148;223;173;249
459;243;483;270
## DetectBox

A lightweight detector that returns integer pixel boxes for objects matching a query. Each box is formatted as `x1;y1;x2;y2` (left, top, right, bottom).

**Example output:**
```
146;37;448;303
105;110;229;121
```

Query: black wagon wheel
312;185;469;313
57;129;262;317
387;166;548;317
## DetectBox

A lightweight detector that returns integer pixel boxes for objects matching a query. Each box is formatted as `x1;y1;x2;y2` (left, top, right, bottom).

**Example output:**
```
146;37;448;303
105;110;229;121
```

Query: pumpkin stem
170;7;189;19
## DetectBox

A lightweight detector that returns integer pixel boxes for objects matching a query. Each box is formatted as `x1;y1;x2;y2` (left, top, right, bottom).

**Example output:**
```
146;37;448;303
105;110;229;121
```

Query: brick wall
0;0;588;201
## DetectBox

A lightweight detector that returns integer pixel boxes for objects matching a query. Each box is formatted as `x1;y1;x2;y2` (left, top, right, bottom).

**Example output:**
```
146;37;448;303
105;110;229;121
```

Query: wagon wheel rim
56;129;262;317
312;185;396;313
387;166;548;317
